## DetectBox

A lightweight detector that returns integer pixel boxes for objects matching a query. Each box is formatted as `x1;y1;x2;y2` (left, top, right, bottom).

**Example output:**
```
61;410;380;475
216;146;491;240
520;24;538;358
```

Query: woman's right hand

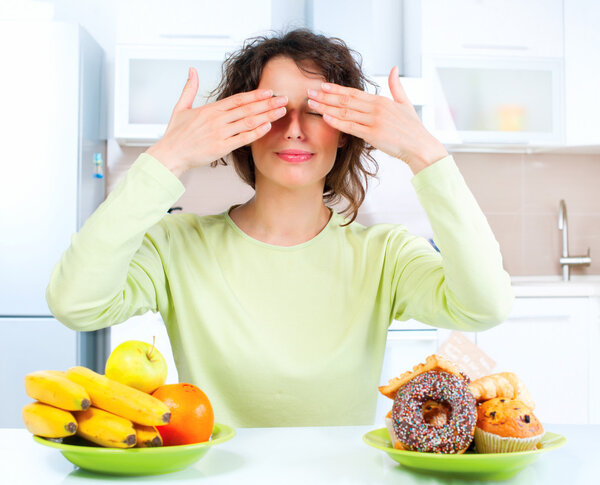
145;67;288;177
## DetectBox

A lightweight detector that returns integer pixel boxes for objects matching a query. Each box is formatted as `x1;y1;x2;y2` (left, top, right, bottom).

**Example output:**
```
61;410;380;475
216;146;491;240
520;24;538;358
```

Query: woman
46;29;513;427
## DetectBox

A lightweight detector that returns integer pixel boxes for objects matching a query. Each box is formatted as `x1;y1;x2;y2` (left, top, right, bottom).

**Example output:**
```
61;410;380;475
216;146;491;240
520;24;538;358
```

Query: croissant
468;372;535;410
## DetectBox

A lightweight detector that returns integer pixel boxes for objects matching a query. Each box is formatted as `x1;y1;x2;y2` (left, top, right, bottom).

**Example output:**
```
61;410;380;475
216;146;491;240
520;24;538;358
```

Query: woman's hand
306;66;448;174
146;67;289;177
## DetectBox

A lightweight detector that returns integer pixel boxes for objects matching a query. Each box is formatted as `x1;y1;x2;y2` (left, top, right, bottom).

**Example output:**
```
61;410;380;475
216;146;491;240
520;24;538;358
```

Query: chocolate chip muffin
474;397;544;453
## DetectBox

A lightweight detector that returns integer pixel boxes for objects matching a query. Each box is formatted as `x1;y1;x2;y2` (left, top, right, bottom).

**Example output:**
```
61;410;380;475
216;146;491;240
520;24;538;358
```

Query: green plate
363;428;566;481
33;422;235;476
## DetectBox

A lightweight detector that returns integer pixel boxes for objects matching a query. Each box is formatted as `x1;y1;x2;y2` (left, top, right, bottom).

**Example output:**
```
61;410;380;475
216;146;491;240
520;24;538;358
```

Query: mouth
275;150;315;163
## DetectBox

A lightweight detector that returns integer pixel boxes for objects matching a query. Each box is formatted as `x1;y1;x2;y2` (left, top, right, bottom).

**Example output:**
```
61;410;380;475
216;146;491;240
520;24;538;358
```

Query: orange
151;383;214;446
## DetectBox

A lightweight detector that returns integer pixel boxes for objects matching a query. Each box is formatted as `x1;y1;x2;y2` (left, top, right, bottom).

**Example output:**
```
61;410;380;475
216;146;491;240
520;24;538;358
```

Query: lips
275;150;314;163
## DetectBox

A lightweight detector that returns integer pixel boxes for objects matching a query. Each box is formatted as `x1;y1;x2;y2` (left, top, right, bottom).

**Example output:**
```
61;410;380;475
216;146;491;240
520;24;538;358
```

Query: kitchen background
2;0;599;428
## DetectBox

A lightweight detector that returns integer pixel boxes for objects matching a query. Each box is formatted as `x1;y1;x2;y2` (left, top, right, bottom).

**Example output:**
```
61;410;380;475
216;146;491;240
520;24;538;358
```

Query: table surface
0;424;593;485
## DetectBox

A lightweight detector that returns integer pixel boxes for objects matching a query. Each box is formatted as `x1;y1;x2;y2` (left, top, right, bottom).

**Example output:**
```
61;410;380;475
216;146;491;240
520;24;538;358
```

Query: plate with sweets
363;428;566;481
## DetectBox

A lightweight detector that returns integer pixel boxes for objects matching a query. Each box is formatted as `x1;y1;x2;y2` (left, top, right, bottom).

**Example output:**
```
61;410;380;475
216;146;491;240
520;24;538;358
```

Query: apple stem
148;336;156;360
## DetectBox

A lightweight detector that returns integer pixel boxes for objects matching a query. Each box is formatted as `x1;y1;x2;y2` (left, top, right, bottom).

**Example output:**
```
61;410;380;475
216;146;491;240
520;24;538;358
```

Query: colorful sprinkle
391;371;477;454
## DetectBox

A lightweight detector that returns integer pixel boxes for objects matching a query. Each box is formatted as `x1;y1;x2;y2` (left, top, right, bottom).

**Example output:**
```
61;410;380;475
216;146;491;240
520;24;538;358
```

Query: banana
25;370;91;411
133;424;163;447
65;366;170;426
22;401;77;438
74;407;136;448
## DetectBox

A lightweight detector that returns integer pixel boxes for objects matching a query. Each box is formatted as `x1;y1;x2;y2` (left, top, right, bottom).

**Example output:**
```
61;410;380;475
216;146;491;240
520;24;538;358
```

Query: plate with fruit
23;339;235;476
33;423;235;476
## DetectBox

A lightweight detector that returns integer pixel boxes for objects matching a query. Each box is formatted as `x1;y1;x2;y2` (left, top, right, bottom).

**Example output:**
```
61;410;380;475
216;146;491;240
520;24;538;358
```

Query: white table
0;424;592;484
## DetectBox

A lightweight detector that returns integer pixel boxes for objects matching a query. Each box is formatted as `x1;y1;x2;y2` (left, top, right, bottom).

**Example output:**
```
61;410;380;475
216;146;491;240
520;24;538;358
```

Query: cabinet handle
159;34;232;40
462;43;529;51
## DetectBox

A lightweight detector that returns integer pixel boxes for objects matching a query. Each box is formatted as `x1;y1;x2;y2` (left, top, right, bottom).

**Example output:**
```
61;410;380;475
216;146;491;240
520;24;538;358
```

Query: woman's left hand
306;66;448;174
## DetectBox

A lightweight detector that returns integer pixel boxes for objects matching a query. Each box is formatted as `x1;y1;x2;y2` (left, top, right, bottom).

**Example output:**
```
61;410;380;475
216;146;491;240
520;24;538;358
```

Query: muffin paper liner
474;427;544;453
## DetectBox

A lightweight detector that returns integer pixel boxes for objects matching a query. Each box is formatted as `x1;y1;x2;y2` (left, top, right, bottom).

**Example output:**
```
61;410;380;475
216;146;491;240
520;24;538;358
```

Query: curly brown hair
208;28;380;226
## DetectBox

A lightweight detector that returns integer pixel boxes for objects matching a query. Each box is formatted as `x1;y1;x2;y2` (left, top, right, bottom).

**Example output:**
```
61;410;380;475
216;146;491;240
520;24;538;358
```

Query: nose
281;110;306;140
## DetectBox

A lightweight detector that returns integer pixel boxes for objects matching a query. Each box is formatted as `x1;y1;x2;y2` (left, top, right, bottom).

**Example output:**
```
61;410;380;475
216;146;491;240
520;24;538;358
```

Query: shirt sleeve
389;155;514;331
46;153;185;331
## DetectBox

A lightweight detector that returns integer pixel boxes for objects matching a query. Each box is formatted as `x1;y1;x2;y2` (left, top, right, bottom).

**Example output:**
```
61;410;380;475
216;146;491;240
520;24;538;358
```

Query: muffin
474;397;544;453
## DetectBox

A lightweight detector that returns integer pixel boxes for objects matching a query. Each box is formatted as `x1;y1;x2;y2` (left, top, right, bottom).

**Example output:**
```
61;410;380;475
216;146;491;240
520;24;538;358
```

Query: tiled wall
107;141;600;276
454;152;600;276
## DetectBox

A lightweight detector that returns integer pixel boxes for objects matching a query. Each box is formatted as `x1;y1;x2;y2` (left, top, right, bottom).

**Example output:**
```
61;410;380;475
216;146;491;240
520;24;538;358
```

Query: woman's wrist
145;143;187;178
406;136;449;175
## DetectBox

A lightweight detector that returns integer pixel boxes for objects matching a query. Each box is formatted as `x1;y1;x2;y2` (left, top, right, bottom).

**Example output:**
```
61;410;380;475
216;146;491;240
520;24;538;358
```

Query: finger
222;94;288;124
218;88;274;112
226;121;273;151
173;67;199;113
388;66;411;105
223;105;287;138
307;98;374;126
311;83;373;112
321;113;369;139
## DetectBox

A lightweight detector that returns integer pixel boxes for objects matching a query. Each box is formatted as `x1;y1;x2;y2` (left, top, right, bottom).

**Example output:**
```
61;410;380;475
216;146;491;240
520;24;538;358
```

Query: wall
107;147;600;277
455;151;600;276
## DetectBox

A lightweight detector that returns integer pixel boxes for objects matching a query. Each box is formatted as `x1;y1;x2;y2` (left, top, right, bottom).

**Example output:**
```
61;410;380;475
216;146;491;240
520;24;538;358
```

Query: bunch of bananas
23;367;170;448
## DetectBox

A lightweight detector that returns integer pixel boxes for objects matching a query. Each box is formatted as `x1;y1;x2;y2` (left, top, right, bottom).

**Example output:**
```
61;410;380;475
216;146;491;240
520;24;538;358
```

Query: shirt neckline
223;204;338;251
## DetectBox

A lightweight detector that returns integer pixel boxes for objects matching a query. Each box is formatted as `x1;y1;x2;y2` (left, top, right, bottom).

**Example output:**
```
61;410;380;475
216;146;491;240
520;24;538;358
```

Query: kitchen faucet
558;199;591;281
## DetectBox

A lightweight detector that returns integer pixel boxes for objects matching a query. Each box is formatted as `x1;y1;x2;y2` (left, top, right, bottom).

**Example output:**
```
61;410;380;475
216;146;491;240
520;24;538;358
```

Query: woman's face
250;56;344;192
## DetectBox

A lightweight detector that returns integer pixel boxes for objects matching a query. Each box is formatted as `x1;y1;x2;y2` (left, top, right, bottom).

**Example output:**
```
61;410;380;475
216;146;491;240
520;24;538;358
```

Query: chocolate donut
391;371;476;453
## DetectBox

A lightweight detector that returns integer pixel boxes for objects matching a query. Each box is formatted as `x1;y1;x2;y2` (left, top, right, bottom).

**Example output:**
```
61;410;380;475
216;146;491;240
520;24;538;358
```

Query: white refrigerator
0;21;106;427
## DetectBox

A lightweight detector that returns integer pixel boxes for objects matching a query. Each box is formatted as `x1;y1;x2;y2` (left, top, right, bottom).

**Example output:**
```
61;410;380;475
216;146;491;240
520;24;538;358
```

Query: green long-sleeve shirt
46;153;513;427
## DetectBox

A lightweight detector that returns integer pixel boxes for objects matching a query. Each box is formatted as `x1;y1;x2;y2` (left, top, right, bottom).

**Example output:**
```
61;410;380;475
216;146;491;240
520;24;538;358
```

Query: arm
307;67;513;329
388;155;513;330
46;154;185;331
47;68;290;331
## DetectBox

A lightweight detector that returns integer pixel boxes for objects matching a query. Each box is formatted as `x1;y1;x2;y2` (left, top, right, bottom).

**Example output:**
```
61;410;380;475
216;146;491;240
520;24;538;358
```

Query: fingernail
262;89;273;98
321;83;332;91
307;88;318;97
188;67;192;80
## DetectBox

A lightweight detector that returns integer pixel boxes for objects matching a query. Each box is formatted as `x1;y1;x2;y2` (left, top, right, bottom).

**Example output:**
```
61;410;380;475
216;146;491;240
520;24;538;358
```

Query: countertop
511;275;600;297
1;425;593;485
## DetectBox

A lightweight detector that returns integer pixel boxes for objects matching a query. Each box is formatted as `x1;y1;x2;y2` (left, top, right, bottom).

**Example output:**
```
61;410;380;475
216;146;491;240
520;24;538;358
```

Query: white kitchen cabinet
114;44;235;145
476;297;591;425
420;0;563;59
413;0;600;152
113;0;273;145
563;0;600;147
421;56;563;147
589;297;600;424
116;0;272;46
415;0;565;149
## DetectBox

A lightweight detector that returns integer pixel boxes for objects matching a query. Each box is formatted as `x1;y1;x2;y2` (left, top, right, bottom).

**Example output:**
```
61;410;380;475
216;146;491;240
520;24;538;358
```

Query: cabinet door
590;298;600;424
114;44;232;145
421;56;563;146
476;298;590;425
421;0;563;58
564;0;600;146
0;318;77;428
116;0;271;45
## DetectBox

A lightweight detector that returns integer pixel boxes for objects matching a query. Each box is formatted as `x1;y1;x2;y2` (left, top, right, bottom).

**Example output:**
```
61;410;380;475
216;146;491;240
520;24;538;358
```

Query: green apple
105;338;168;393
